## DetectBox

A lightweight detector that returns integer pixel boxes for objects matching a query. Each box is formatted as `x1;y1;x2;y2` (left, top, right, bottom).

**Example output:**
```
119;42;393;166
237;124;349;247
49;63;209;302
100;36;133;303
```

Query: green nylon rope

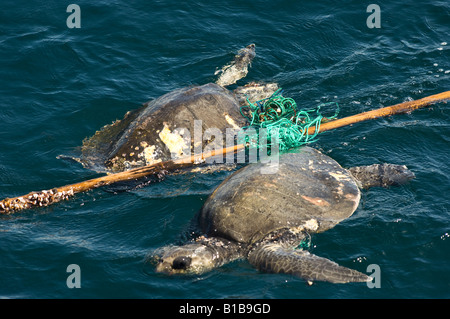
239;89;340;151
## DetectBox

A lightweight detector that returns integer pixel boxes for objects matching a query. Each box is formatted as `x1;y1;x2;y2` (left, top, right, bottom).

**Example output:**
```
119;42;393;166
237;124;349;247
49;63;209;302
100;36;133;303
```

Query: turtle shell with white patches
199;147;361;244
79;44;278;172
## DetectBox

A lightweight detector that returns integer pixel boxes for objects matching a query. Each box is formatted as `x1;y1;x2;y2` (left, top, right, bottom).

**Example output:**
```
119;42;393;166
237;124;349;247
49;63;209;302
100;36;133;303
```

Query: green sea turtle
152;147;414;284
79;44;278;173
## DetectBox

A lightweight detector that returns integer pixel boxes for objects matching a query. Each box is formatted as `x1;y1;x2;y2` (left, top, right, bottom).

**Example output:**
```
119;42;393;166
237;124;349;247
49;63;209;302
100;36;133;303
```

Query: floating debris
0;188;75;214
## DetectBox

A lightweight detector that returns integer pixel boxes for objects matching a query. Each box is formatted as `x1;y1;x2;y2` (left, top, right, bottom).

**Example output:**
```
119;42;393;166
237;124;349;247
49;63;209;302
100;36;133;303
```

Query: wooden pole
0;144;245;214
1;91;448;214
307;90;450;135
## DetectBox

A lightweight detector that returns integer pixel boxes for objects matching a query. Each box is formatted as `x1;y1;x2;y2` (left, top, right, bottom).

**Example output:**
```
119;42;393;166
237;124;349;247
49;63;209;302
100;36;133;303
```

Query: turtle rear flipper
349;163;415;189
248;243;371;284
80;106;144;172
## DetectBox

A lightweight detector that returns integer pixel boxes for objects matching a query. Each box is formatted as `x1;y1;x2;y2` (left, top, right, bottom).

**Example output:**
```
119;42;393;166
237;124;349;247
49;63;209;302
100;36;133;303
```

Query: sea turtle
79;44;278;173
152;146;415;284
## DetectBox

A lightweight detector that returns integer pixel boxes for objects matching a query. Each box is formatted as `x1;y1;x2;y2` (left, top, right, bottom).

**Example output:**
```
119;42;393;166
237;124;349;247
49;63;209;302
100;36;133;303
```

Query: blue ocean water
0;0;449;299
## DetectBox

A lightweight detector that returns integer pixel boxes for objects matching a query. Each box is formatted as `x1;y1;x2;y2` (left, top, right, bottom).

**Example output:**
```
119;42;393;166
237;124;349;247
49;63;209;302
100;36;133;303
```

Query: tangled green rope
239;89;339;152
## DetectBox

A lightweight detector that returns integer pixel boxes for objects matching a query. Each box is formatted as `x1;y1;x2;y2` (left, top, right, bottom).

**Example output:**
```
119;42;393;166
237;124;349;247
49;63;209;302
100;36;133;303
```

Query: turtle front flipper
348;163;415;189
248;243;371;284
215;44;256;87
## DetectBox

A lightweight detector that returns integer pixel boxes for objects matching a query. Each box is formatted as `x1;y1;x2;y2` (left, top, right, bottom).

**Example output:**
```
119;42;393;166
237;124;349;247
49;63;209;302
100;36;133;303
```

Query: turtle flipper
348;163;415;189
248;243;371;284
215;44;256;87
80;106;144;172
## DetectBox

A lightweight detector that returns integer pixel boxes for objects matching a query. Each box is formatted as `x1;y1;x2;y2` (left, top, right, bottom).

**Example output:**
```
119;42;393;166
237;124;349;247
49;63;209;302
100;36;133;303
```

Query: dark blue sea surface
0;0;449;299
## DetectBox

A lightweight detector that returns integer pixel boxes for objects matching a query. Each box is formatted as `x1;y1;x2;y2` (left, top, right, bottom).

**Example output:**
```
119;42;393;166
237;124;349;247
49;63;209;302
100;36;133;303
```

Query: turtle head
152;243;219;275
151;237;243;275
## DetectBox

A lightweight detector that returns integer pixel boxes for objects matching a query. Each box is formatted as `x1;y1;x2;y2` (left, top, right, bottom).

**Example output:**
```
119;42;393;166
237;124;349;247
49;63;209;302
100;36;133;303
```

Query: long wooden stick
0;145;244;214
308;90;450;134
1;91;449;214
